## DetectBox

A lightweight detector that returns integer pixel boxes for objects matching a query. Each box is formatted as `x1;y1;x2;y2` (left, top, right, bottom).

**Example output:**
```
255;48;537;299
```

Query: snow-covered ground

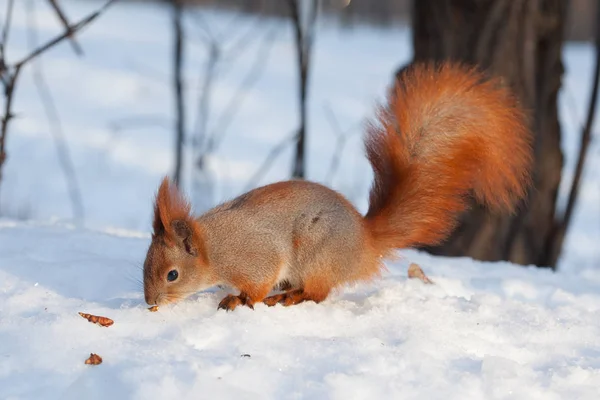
1;221;599;399
0;1;599;399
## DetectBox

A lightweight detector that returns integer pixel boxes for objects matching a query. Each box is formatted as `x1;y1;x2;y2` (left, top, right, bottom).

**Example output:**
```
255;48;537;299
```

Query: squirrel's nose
144;290;155;306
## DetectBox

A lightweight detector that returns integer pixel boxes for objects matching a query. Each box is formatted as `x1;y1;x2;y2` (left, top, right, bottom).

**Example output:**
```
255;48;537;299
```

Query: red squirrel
142;62;533;311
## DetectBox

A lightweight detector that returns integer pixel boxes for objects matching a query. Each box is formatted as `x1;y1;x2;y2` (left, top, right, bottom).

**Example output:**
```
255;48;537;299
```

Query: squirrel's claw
218;293;255;311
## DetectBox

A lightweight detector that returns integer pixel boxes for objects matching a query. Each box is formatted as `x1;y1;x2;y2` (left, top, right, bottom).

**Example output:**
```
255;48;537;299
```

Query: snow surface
0;1;599;399
1;221;599;399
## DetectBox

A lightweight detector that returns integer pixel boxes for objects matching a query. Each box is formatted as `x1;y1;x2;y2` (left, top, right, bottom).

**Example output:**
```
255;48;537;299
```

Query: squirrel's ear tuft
152;177;192;243
152;178;168;236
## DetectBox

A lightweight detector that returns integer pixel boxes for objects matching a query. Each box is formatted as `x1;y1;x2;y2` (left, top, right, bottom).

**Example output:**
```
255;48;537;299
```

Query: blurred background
0;0;598;272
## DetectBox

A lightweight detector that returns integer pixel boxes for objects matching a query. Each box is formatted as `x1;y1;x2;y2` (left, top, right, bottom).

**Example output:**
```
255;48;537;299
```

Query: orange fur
364;62;532;257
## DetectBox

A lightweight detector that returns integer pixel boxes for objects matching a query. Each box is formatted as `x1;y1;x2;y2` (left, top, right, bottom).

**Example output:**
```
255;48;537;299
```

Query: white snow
1;221;599;399
0;1;599;399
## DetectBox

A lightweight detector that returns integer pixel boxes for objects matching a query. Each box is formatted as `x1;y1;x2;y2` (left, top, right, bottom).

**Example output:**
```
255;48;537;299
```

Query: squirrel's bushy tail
364;62;533;258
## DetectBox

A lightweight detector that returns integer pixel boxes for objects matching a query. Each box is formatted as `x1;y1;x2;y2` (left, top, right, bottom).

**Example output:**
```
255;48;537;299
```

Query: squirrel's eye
167;270;179;282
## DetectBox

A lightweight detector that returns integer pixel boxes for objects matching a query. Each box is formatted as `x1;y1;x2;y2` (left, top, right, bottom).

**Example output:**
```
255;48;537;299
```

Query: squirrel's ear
152;177;193;242
171;220;199;256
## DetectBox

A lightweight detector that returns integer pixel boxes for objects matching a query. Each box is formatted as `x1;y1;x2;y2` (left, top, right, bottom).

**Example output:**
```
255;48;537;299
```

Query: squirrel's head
143;177;211;306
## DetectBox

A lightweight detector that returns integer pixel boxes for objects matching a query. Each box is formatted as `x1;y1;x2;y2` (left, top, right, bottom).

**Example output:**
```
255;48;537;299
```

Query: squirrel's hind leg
263;279;332;307
217;282;274;312
262;289;310;306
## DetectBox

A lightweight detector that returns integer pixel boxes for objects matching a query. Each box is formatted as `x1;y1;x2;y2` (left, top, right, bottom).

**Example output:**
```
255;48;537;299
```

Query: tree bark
410;0;568;268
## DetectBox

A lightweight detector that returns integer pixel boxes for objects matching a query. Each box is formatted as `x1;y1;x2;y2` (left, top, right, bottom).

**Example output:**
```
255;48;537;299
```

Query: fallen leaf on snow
84;353;102;365
78;312;114;327
408;263;434;284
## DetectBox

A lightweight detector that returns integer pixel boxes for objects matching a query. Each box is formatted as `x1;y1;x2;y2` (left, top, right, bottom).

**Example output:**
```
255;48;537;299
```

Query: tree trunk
409;0;568;268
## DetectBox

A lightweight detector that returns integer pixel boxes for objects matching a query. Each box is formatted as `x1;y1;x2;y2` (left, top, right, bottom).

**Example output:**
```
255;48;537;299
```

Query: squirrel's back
199;180;374;289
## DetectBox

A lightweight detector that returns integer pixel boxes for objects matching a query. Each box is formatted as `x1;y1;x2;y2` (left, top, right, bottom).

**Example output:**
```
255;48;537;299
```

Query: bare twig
546;1;600;267
171;0;185;187
221;15;267;67
0;66;20;194
27;0;84;223
289;0;304;179
0;0;118;210
108;115;172;133
187;7;276;211
189;7;249;47
206;26;277;153
560;20;600;234
189;39;218;211
188;17;225;212
189;8;217;44
244;132;297;192
322;103;361;185
193;42;219;153
288;0;319;179
46;0;84;56
122;58;170;84
106;115;172;154
191;17;276;156
0;0;15;64
14;0;117;69
305;0;319;55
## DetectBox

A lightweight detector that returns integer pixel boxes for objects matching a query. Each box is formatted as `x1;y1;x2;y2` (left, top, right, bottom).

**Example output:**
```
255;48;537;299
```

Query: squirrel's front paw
217;293;255;312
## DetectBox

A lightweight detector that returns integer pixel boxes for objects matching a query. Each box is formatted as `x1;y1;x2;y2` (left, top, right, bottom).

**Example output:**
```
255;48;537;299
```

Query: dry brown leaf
84;353;103;365
78;312;114;327
148;306;159;312
407;263;434;284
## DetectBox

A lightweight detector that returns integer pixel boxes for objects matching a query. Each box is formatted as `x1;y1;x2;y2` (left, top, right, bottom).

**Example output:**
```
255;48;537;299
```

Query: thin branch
0;0;118;211
0;0;15;61
123;59;170;84
244;132;297;192
27;0;84;223
288;0;319;179
206;26;277;153
106;115;172;154
322;103;360;185
0;65;20;195
187;6;276;210
221;15;266;66
170;0;185;187
14;0;118;70
193;42;219;154
546;1;600;266
191;17;277;157
188;10;216;44
46;0;84;56
304;0;319;69
561;21;600;232
288;0;304;179
214;9;246;43
108;115;172;133
189;7;246;46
